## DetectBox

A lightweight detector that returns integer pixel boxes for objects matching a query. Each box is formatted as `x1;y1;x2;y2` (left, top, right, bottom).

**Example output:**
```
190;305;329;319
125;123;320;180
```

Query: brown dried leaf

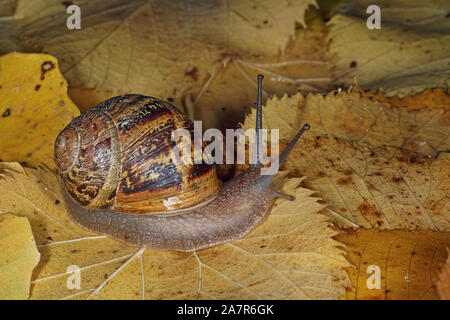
242;90;450;230
20;3;333;134
0;0;16;17
66;14;332;130
339;0;450;33
192;13;331;130
0;164;350;300
12;0;316;98
327;0;450;97
0;0;20;52
337;229;450;300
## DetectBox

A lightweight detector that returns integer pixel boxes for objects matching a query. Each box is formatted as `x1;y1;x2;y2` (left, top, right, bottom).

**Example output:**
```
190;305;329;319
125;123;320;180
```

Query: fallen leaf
0;164;351;299
339;0;450;33
327;0;450;97
242;90;450;230
336;229;450;300
10;0;316;98
192;10;331;130
0;52;80;168
66;9;332;131
0;213;40;300
436;249;450;300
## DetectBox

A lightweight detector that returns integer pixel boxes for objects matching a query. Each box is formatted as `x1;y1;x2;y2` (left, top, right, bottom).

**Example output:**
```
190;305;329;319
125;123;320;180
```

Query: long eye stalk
256;74;264;164
253;74;310;167
253;75;310;196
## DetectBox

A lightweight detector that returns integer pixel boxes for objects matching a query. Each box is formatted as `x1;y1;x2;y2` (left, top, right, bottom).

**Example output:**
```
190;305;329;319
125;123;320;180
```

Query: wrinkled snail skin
62;166;275;252
56;75;310;252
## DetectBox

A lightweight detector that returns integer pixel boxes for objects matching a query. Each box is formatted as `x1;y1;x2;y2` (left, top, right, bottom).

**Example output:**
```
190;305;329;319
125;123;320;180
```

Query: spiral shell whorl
55;110;122;210
54;125;79;173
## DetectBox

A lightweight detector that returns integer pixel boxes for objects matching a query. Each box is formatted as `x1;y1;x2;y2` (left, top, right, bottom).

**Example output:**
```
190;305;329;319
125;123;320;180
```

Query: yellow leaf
336;229;450;300
0;213;40;300
242;90;450;230
0;164;351;300
0;53;80;168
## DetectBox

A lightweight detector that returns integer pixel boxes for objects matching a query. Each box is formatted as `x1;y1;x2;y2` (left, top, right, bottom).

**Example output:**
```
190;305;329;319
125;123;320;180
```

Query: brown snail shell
55;94;220;215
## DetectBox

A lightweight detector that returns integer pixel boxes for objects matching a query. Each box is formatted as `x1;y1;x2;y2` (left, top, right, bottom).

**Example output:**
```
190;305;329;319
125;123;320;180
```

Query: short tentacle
272;190;295;200
278;123;310;165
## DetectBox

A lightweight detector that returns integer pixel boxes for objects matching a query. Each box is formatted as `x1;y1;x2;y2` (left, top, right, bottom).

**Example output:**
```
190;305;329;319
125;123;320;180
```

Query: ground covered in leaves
0;0;449;300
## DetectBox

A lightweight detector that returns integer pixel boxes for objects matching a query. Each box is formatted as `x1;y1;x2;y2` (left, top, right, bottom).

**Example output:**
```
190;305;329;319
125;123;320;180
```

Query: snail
54;75;310;252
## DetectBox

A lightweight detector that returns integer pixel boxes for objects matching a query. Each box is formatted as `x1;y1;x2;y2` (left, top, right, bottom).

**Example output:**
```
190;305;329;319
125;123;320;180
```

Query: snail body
55;75;310;251
62;165;272;251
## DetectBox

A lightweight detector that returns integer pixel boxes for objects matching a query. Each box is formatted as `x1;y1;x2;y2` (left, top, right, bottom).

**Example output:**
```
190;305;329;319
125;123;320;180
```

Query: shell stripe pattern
59;95;220;215
59;110;122;210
